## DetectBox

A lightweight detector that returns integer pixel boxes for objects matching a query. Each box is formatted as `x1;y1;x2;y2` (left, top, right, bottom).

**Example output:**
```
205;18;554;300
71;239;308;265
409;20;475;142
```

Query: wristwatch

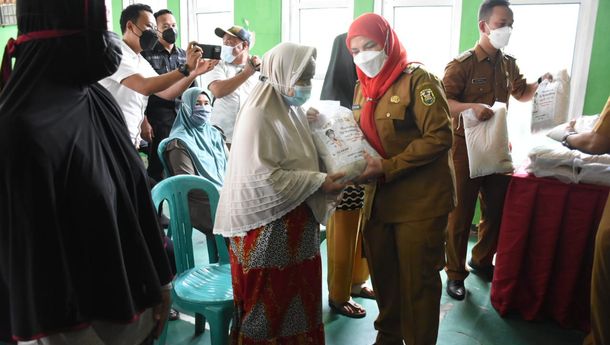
177;64;190;77
561;131;576;149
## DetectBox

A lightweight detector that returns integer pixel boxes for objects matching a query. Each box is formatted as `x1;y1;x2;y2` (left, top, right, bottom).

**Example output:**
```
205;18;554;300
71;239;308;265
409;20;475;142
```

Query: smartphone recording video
196;44;222;60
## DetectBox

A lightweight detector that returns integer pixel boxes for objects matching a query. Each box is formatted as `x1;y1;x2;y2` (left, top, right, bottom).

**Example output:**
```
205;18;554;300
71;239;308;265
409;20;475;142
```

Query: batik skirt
228;204;325;345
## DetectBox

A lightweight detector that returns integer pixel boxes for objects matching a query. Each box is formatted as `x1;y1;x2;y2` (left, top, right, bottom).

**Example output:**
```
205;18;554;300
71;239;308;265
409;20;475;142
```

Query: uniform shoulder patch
419;88;436;106
455;50;473;62
404;63;421;74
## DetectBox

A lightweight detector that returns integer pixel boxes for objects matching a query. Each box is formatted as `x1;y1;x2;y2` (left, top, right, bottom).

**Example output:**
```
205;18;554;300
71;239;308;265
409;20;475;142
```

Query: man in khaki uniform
442;0;551;300
348;13;455;345
563;96;610;345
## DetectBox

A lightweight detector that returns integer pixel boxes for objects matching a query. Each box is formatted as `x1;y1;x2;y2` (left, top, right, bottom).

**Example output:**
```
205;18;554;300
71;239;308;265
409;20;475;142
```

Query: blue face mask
191;104;212;126
283;84;312;107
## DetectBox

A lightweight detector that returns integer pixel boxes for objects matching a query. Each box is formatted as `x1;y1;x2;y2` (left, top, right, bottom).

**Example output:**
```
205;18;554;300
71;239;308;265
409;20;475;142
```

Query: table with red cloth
490;172;609;332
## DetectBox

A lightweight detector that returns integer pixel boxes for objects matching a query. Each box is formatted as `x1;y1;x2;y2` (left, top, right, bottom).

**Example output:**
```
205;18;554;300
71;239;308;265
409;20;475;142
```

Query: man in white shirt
100;4;217;147
205;25;261;147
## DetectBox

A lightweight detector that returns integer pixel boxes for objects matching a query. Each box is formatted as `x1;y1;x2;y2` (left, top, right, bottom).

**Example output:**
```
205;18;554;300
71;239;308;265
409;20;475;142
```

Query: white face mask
487;25;512;49
353;50;387;78
220;42;243;64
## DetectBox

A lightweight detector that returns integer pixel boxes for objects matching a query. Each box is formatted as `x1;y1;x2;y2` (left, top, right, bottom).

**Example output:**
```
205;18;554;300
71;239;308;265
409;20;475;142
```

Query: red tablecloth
490;173;609;331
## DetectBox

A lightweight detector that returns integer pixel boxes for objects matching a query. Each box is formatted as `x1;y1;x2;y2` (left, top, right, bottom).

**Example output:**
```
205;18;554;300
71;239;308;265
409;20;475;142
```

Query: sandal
329;299;366;319
350;286;376;300
169;308;180;321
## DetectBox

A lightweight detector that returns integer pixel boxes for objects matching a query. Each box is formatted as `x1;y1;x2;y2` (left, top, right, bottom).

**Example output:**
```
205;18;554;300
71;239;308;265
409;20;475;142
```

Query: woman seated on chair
213;42;346;344
163;87;228;236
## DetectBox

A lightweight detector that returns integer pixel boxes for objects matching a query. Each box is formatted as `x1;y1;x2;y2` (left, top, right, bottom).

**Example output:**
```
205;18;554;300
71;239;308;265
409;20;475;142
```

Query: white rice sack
579;163;610;186
526;144;580;183
531;69;570;133
546;114;600;142
309;101;380;183
525;141;610;185
462;102;513;178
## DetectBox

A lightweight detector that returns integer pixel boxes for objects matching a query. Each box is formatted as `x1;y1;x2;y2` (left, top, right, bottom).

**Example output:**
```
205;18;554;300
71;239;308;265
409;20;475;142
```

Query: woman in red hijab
348;13;456;345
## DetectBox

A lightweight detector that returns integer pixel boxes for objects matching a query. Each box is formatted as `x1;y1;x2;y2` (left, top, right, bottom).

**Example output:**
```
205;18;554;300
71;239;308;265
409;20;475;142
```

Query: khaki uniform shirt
443;44;527;136
353;64;456;223
593;97;610;139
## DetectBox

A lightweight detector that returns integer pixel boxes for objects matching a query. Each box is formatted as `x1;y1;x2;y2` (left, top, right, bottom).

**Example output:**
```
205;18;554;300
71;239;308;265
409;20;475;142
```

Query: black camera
196;44;222;60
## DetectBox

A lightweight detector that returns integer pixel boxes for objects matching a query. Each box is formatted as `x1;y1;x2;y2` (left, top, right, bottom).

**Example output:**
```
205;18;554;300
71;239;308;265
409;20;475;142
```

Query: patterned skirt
228;204;325;345
336;185;364;211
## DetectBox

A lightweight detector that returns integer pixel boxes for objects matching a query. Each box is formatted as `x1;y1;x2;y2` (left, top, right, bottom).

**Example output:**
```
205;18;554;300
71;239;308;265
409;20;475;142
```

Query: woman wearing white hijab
214;42;345;344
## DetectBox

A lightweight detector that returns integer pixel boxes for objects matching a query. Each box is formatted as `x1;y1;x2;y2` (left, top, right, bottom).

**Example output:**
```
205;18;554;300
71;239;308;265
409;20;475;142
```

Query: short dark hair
478;0;511;22
120;4;153;34
154;9;173;20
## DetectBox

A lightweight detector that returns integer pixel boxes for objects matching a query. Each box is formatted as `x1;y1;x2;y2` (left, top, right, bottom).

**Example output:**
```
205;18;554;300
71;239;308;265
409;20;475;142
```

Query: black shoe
468;260;494;281
169;308;180;321
446;279;466;300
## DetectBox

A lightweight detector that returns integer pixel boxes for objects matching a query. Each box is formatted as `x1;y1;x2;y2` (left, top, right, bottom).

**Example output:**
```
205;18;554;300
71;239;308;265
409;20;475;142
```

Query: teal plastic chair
152;175;233;345
157;137;172;179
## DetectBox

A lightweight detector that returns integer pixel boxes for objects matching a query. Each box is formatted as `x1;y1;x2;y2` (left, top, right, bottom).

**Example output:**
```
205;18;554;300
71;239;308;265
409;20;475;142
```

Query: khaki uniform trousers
327;209;370;303
363;215;447;345
445;136;510;281
584;197;610;345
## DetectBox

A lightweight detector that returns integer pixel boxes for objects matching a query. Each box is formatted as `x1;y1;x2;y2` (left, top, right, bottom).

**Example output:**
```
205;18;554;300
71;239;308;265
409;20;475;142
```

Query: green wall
112;0;122;34
0;24;17;47
234;0;282;57
583;0;610;114
458;0;480;52
354;0;374;17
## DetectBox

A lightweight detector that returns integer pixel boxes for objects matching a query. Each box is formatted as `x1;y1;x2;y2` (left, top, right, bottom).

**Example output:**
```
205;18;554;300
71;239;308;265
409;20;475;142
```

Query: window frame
184;0;234;49
509;0;598;118
281;0;354;44
375;0;462;72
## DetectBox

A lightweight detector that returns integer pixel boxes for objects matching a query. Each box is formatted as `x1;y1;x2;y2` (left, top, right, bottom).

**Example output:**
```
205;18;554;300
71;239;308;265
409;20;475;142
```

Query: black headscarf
320;32;358;108
0;0;173;341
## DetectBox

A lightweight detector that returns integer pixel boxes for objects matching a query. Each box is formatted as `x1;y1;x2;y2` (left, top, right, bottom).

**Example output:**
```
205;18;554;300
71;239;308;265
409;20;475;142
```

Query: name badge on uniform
352;104;361;110
472;77;486;85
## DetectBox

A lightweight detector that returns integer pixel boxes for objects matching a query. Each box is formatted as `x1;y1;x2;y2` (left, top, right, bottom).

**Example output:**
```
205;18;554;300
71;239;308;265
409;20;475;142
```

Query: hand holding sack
462;102;513;178
309;101;380;183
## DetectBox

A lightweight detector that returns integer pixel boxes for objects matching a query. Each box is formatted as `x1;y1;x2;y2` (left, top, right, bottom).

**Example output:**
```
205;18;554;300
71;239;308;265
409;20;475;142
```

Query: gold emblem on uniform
390;95;400;103
419;88;435;106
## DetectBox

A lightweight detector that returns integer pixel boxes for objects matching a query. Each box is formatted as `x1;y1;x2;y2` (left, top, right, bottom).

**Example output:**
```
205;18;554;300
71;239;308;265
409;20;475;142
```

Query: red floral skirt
228;204;325;345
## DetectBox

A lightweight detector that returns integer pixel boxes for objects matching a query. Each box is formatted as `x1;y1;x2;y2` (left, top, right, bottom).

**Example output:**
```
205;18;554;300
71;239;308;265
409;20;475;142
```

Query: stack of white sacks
526;116;610;186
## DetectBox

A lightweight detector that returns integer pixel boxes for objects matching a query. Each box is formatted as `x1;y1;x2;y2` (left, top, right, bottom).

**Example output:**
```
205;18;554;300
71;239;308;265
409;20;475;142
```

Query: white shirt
100;41;158;147
204;61;258;143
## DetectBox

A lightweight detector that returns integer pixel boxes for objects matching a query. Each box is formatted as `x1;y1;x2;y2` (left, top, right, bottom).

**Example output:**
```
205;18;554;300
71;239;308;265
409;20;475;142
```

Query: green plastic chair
152;175;233;345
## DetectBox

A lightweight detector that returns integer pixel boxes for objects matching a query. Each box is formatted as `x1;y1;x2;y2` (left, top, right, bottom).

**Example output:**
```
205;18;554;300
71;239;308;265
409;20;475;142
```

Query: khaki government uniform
442;44;527;280
353;64;456;345
584;97;610;345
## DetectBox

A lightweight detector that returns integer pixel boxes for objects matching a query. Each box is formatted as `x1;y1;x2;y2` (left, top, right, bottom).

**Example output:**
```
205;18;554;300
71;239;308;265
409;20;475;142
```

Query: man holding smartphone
140;9;198;183
204;25;261;148
99;4;217;149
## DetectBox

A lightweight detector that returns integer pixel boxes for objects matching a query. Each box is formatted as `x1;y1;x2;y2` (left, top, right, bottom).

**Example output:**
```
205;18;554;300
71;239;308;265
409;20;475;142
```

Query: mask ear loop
383;29;389;54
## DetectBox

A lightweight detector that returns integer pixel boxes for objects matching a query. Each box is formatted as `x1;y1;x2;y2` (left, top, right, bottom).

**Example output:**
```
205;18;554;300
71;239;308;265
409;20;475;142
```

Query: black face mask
134;24;158;51
162;28;177;44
